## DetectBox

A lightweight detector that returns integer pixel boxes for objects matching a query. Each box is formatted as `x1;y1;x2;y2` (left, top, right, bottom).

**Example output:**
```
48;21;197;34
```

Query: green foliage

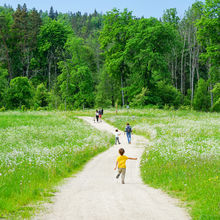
99;9;134;106
130;88;149;107
0;106;6;112
124;18;176;88
183;89;191;106
0;112;114;218
212;83;220;103
196;0;220;83
7;77;33;109
34;83;49;107
47;89;62;110
58;65;94;109
162;8;180;26
0;67;8;107
21;105;27;111
38;19;69;54
104;109;220;220
193;78;210;111
71;66;94;108
211;98;220;112
58;34;95;109
156;81;182;108
95;70;113;107
211;83;220;112
0;4;218;112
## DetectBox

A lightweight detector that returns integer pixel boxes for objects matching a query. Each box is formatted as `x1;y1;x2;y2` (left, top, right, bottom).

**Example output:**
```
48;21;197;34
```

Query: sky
1;0;201;19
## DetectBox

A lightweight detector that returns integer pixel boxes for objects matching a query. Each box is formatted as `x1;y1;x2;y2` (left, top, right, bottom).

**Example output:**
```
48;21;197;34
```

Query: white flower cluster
145;117;220;162
0;113;112;177
107;113;219;162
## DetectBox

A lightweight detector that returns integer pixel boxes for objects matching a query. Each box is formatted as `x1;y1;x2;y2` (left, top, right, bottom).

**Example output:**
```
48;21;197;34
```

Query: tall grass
0;111;114;218
104;108;220;220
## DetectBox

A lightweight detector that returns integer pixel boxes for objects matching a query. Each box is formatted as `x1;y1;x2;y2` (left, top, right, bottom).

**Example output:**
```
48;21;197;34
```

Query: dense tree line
0;0;219;111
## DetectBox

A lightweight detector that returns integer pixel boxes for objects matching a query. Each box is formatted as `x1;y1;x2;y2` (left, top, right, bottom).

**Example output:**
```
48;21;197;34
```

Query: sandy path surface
34;117;190;220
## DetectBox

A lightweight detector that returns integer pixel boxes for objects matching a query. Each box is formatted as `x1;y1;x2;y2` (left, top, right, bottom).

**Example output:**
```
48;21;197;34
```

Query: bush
7;77;33;109
211;98;220;112
211;83;220;112
183;89;191;106
58;103;65;111
193;78;210;111
179;105;191;111
37;107;44;111
156;81;182;108
0;106;6;112
164;104;169;110
130;88;149;107
0;67;8;107
34;83;49;107
169;105;175;110
143;104;158;109
21;105;27;111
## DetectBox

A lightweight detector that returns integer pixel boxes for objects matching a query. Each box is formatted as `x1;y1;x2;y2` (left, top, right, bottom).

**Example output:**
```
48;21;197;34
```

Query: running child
114;148;137;184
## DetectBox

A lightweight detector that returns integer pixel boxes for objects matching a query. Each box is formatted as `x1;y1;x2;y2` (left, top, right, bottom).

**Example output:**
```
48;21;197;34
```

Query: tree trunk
121;74;125;107
65;61;69;108
55;59;57;79
171;60;174;86
180;32;186;94
191;50;195;105
210;83;213;107
188;27;193;106
175;54;178;89
48;52;54;91
26;50;32;78
48;60;51;91
209;62;213;108
191;32;198;106
196;45;200;81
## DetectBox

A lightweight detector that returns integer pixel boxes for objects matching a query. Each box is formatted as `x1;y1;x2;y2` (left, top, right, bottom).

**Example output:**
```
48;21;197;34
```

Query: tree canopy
0;1;219;111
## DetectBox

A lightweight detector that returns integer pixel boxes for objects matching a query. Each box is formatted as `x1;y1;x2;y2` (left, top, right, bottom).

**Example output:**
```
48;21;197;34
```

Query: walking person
125;123;132;144
98;109;102;122
115;129;121;145
114;148;137;184
95;110;99;122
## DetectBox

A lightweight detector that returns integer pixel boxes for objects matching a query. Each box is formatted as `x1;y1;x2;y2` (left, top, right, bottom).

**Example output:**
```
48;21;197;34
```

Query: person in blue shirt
125;123;132;144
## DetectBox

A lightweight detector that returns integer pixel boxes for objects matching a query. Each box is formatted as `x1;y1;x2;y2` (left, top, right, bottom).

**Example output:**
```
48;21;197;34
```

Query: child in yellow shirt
114;148;137;184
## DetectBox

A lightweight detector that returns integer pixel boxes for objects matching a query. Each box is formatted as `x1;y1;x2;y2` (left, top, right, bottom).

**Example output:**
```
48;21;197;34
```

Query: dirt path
34;117;190;220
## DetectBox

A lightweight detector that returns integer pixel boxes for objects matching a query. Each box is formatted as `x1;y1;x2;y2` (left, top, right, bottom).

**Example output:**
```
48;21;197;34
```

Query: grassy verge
104;108;220;220
0;111;114;218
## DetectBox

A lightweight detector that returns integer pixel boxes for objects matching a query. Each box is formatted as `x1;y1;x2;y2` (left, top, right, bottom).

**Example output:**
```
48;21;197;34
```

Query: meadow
104;108;220;220
0;109;219;219
0;111;114;218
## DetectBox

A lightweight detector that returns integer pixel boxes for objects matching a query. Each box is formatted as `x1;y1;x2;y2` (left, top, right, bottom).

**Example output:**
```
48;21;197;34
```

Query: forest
0;0;219;111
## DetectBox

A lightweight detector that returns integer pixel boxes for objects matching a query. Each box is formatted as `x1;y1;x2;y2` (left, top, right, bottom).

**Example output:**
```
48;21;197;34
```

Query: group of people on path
114;123;137;184
95;109;103;123
94;111;137;184
115;123;132;145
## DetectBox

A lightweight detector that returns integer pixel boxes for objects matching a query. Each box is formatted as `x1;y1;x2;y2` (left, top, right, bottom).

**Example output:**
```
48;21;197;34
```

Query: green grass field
104;108;220;220
0;109;219;219
0;111;114;218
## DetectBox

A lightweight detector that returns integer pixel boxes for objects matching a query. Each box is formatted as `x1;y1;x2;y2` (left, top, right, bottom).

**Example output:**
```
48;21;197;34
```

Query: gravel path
34;117;190;220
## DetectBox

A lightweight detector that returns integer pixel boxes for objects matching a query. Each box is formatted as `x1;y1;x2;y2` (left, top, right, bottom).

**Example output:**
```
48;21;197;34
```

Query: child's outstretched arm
114;161;118;170
128;157;137;160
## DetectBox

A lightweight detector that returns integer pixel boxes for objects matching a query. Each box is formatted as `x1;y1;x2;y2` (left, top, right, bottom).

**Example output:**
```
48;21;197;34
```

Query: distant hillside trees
0;0;219;111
